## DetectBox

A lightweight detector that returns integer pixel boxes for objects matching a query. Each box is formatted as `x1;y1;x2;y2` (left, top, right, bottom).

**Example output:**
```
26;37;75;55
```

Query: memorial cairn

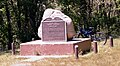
20;9;91;56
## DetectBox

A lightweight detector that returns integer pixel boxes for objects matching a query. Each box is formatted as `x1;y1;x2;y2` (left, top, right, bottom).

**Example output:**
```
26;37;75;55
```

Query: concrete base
20;38;91;56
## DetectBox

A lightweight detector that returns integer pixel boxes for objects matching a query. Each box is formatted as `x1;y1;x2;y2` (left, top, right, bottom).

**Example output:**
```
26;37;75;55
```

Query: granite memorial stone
38;8;76;41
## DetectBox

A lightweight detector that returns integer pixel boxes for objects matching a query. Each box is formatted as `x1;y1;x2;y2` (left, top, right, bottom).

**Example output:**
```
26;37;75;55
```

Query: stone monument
20;8;91;56
38;8;76;40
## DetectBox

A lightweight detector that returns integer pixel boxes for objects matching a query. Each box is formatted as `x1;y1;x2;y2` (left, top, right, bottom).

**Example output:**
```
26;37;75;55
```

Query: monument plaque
42;18;67;41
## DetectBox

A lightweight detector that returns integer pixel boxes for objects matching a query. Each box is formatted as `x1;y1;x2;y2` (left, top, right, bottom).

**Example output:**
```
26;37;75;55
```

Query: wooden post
32;38;34;41
75;45;79;59
11;42;15;55
93;41;98;53
109;36;113;47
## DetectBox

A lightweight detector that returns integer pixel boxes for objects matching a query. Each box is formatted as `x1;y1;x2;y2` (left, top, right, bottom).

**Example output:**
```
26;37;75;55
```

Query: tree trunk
17;0;21;31
5;1;12;50
28;1;39;38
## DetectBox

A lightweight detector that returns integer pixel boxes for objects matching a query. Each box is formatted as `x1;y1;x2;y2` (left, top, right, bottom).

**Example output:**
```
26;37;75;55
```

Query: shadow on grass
0;49;20;55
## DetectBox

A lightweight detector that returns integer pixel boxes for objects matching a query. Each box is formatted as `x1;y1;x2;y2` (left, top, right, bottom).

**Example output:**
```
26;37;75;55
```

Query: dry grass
0;38;120;66
0;52;24;66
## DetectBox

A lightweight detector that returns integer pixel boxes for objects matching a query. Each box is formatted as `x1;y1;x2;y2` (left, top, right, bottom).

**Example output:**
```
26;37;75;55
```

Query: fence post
93;41;98;53
75;45;79;59
109;36;113;47
11;42;15;55
32;38;35;41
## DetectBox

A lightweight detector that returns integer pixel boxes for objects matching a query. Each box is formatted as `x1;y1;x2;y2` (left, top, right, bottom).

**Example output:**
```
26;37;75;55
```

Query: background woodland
0;0;120;50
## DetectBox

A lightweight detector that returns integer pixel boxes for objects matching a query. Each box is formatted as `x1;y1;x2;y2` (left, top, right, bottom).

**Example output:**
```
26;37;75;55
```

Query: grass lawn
0;38;120;66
